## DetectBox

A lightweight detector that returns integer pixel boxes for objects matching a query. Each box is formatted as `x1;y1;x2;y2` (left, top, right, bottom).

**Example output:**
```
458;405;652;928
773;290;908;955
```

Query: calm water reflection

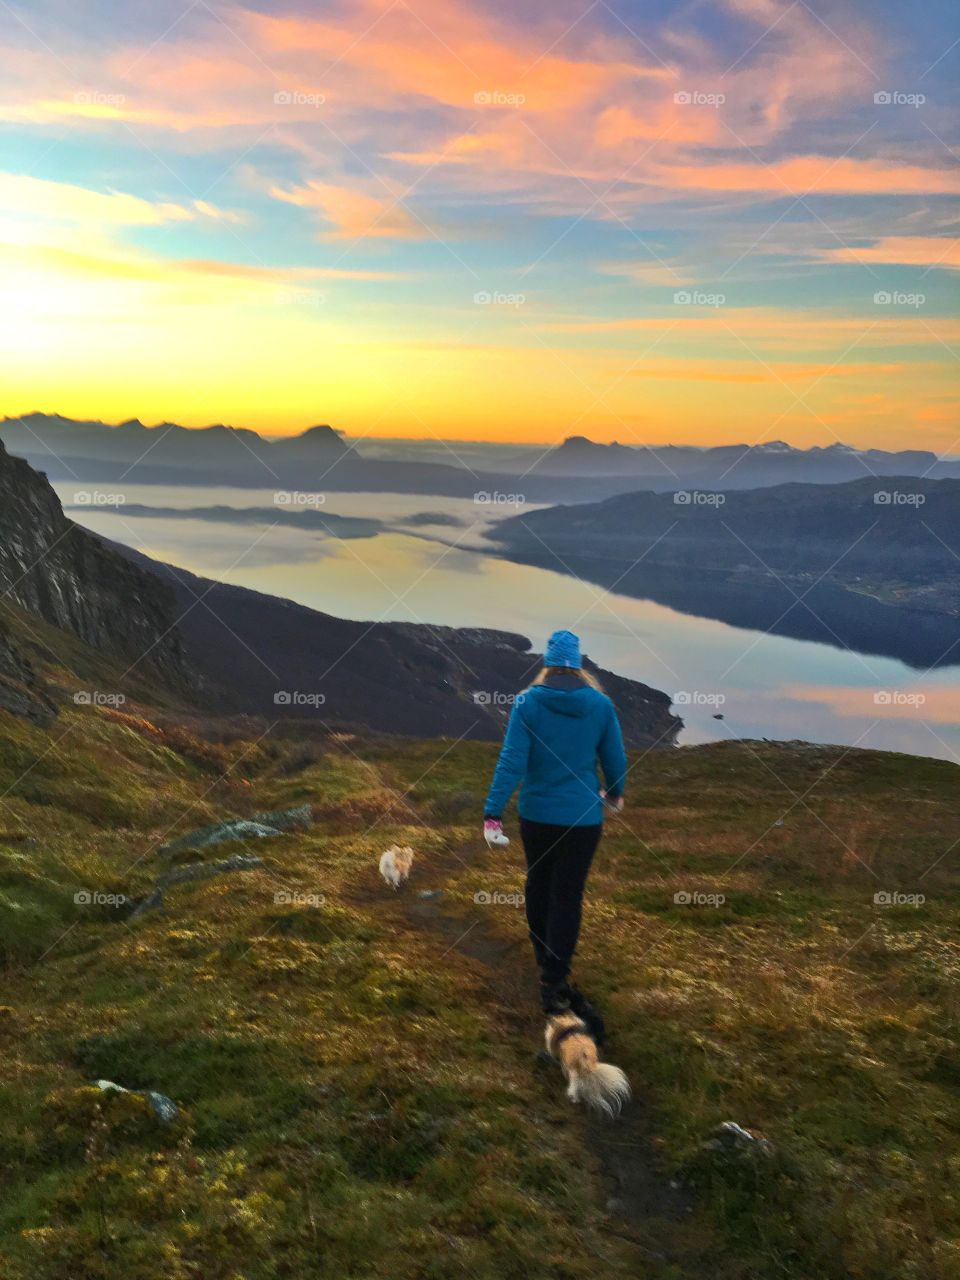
59;484;960;764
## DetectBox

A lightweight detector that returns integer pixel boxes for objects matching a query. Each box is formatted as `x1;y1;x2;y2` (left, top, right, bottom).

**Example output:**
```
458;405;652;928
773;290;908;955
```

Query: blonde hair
532;665;604;693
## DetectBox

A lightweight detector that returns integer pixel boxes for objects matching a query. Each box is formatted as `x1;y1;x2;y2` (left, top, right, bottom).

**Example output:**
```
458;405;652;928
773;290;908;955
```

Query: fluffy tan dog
544;1010;631;1117
379;844;414;889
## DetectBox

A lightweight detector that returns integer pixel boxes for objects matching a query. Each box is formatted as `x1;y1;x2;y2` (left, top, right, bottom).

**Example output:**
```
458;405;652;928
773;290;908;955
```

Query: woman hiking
482;629;627;1039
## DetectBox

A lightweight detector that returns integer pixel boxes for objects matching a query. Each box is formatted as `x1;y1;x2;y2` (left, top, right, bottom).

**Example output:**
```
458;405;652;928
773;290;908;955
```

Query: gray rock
418;889;443;900
706;1120;774;1158
250;803;313;831
94;1079;179;1123
143;1090;179;1123
159;820;280;857
129;888;164;919
158;854;263;888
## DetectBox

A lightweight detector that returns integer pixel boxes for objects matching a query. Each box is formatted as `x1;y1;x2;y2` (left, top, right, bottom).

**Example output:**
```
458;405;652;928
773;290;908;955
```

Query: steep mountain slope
0;613;56;724
0;439;190;690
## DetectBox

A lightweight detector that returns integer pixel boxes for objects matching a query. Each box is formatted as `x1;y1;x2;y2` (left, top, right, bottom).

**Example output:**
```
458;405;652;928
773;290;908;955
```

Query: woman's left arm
483;700;533;819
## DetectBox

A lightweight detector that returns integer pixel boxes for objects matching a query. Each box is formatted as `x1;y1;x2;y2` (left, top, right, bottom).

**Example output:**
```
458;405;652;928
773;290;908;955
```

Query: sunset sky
1;0;957;448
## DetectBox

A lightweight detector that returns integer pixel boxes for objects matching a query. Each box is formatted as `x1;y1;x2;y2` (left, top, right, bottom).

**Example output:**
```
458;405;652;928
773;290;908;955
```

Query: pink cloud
269;179;429;241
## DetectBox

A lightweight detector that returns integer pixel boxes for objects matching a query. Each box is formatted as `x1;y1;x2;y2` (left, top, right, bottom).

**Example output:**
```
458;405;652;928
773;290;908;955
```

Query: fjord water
59;483;960;763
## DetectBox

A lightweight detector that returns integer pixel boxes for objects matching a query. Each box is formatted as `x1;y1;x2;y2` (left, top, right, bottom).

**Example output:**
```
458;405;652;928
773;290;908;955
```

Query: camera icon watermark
873;490;925;507
74;89;126;107
274;89;325;107
274;491;326;506
873;90;925;108
274;889;326;906
474;889;525;907
72;490;126;506
273;691;326;707
674;90;725;107
673;889;725;906
472;690;524;707
75;889;128;906
673;490;725;506
73;690;126;708
274;290;325;307
474;490;525;507
473;290;526;308
873;690;926;707
473;89;526;107
673;289;725;307
873;291;925;308
674;690;726;708
874;890;924;906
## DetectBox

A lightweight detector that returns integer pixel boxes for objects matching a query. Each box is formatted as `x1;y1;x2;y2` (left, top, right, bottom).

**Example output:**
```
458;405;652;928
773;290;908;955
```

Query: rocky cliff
0;439;190;691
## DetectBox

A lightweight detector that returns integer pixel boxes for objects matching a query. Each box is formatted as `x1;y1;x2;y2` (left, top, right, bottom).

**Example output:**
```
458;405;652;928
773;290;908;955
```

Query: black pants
520;818;603;986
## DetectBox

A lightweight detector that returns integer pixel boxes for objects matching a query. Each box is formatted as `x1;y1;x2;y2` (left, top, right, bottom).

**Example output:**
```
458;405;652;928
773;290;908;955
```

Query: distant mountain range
0;439;679;745
4;413;958;503
536;435;958;488
490;476;960;667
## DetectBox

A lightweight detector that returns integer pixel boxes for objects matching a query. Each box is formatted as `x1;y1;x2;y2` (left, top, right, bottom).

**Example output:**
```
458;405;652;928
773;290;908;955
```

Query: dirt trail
355;830;706;1276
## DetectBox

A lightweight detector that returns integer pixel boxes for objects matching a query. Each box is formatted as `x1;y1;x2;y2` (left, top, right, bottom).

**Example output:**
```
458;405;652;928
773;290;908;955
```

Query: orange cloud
249;0;655;116
653;156;960;197
807;235;960;269
270;179;428;241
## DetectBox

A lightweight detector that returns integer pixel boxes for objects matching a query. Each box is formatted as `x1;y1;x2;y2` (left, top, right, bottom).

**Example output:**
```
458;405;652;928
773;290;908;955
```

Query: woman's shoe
483;819;510;848
566;984;606;1047
540;980;573;1015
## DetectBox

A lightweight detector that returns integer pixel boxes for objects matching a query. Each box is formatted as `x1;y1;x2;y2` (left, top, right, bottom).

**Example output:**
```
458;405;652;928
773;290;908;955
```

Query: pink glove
483;819;510;848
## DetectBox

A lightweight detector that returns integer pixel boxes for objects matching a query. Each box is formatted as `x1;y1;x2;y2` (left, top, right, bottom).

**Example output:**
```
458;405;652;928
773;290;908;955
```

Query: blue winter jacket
483;679;628;827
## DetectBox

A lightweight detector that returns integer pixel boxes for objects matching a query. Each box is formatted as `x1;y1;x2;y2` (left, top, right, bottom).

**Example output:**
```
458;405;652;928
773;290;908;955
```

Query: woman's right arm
483;700;533;819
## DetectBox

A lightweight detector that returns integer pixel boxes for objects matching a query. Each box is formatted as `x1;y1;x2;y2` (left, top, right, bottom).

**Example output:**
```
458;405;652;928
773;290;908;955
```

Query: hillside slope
1;691;959;1279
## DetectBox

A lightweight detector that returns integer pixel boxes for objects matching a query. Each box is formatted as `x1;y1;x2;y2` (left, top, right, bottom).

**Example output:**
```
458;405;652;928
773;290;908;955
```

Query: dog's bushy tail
567;1062;631;1117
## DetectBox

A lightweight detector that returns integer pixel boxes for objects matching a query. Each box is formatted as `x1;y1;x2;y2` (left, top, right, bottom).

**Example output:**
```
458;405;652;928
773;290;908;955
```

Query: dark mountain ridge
537;434;951;486
490;475;960;668
492;475;960;589
4;414;958;504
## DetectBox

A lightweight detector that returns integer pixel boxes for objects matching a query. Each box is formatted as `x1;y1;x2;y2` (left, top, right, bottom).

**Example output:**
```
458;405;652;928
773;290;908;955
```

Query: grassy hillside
2;687;959;1279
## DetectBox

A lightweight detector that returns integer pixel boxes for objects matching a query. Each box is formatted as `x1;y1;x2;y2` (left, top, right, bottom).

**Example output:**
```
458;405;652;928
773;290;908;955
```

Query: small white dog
379;844;414;889
545;1011;631;1117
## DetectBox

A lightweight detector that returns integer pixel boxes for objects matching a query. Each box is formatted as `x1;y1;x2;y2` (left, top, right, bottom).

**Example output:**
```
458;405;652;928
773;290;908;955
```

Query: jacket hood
523;683;597;719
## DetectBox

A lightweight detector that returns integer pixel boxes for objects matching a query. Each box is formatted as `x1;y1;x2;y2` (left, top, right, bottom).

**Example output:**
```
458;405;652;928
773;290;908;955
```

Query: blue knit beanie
544;629;581;668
